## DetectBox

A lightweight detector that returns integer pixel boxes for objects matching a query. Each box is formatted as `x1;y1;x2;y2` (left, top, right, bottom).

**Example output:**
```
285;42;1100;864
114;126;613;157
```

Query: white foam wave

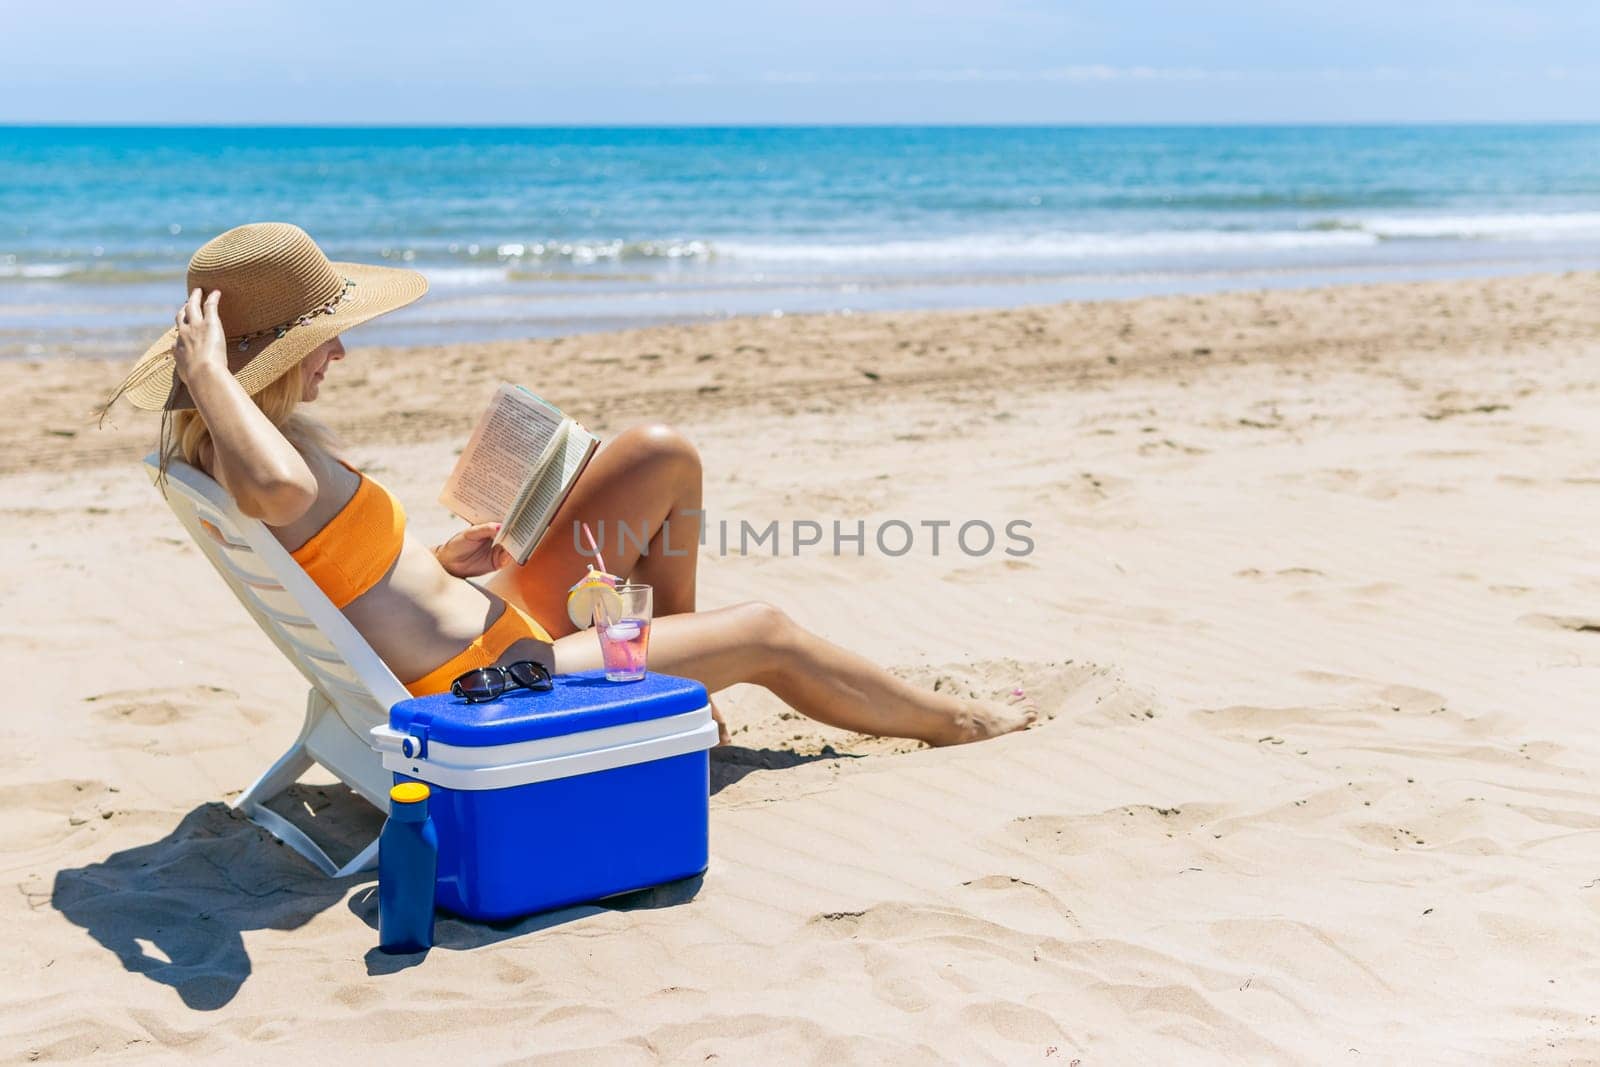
496;239;713;264
1351;211;1600;240
423;266;511;286
714;229;1379;264
712;211;1600;265
0;262;78;279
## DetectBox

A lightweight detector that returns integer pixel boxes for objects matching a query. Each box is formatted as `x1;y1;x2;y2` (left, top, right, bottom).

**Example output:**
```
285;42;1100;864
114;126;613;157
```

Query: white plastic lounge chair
145;453;405;877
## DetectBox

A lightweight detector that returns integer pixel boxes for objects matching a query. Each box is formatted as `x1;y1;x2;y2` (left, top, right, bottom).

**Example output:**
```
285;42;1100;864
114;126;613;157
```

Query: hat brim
119;261;429;412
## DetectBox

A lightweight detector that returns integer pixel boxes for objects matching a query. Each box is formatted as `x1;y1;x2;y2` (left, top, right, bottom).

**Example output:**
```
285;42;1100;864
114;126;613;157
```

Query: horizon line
5;119;1600;130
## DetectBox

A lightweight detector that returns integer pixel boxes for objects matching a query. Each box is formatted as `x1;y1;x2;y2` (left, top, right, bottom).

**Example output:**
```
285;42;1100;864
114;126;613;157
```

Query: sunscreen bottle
378;781;438;953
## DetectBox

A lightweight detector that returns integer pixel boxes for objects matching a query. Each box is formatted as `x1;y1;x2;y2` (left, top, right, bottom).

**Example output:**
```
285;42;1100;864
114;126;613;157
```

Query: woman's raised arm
177;288;318;525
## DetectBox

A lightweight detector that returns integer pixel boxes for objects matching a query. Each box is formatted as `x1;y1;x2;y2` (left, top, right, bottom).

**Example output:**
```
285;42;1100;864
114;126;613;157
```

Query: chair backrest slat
303;659;385;708
192;508;253;550
241;591;316;628
276;619;349;666
203;541;280;589
146;455;412;722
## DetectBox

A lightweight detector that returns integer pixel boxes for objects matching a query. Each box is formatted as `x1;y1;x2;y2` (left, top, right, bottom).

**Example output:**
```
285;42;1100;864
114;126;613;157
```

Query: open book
439;384;600;565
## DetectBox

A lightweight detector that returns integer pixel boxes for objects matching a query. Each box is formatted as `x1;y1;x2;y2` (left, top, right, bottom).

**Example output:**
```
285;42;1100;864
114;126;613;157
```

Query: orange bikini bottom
403;601;554;697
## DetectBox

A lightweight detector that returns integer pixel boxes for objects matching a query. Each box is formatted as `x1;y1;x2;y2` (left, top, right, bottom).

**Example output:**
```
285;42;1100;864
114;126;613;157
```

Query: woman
106;223;1034;747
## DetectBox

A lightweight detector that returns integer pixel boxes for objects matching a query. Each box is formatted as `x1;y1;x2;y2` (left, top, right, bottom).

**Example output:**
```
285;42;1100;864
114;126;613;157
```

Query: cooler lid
388;669;710;748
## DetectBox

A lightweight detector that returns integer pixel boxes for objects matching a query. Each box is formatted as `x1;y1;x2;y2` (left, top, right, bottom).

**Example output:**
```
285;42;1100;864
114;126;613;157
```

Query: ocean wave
1092;189;1427;211
1344;211;1600;240
0;262;79;279
703;211;1600;263
0;261;177;283
490;240;713;264
422;266;512;286
10;209;1600;285
712;229;1380;264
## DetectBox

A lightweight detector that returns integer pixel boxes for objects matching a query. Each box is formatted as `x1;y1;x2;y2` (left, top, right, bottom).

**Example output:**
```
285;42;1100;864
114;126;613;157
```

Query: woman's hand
173;288;228;386
435;523;512;578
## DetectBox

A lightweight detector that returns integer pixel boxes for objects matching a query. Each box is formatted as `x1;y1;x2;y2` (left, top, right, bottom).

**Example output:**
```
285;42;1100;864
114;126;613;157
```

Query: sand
3;273;1600;1063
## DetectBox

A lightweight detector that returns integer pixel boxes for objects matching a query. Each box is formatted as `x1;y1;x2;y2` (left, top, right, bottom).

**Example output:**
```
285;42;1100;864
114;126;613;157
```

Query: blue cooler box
370;670;717;921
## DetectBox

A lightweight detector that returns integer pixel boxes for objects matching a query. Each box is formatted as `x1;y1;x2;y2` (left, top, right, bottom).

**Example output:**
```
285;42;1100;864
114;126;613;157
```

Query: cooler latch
402;726;429;759
370;719;430;760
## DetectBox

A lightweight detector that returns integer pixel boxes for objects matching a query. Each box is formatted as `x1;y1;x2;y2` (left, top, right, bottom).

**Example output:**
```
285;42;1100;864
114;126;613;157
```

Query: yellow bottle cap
390;782;430;804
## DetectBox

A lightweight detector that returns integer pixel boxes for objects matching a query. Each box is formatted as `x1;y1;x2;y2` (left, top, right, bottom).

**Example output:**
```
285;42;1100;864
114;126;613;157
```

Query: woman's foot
573;602;1040;751
923;687;1038;747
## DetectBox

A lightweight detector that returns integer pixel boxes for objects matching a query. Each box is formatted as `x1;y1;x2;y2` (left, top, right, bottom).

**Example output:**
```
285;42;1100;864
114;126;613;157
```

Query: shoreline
7;254;1600;362
7;270;1598;478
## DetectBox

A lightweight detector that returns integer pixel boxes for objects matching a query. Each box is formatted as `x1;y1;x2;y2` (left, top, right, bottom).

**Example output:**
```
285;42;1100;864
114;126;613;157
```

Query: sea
4;124;1600;360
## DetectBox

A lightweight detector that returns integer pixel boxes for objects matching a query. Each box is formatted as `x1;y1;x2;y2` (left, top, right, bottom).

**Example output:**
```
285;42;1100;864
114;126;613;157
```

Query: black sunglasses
451;660;554;703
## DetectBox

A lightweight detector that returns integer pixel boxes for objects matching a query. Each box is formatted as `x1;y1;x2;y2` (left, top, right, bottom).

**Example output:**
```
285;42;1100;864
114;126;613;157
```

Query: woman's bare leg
552;602;1036;747
483;422;725;733
483;422;704;637
486;424;1031;745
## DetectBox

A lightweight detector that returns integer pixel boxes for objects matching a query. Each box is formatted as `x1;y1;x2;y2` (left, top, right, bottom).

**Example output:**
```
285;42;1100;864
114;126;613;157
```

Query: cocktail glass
596;583;652;682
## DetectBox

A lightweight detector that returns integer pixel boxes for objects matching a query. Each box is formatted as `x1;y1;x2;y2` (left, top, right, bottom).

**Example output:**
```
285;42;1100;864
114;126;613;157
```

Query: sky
5;0;1600;124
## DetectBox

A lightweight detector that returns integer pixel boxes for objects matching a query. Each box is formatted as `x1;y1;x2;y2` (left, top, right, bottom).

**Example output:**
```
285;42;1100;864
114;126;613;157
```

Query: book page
502;422;601;563
439;384;564;524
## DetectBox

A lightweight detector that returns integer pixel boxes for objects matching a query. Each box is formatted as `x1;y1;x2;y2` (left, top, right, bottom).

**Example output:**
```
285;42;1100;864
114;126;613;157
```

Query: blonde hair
156;361;341;484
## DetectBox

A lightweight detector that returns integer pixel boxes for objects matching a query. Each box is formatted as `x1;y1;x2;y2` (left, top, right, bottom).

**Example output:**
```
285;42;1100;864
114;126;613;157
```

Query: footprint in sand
1293;672;1457;719
942;557;1038;585
1003;803;1224;855
958;874;1083;930
914;658;1158;728
0;777;115;849
897;657;1113;731
1371;683;1453;715
0;777;111;813
84;684;253;727
1233;566;1327;582
806;899;1046;954
1041;471;1131;506
1519;613;1600;635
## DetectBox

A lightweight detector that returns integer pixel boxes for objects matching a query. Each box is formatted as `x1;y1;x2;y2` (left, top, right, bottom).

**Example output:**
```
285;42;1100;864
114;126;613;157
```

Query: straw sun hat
110;222;428;411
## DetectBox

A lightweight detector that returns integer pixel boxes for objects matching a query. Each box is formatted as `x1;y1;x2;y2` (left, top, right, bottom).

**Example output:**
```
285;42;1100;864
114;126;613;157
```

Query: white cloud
643;65;1596;88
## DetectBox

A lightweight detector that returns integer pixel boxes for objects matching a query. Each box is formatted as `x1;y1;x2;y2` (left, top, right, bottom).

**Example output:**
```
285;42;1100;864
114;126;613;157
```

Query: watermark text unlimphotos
572;511;1034;558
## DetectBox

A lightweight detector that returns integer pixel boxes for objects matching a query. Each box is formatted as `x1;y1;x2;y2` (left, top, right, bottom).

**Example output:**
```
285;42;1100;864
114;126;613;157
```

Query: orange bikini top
290;463;406;609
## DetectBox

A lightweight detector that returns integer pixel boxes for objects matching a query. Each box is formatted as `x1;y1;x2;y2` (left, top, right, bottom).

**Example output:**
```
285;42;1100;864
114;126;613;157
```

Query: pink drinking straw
580;522;612;627
580;522;608;575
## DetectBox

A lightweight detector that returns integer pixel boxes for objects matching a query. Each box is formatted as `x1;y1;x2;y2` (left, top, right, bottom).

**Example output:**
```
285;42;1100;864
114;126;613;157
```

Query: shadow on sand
710;743;852;794
352;872;707;975
53;747;832;1006
50;789;374;1011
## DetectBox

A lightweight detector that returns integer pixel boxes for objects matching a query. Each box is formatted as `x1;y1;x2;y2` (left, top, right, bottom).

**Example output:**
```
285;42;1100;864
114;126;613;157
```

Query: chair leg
239;802;344;877
232;689;321;812
334;835;381;878
233;688;381;878
233;744;314;814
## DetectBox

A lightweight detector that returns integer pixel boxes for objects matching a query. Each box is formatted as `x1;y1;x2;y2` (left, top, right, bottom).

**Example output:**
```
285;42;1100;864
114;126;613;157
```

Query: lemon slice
566;571;623;630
